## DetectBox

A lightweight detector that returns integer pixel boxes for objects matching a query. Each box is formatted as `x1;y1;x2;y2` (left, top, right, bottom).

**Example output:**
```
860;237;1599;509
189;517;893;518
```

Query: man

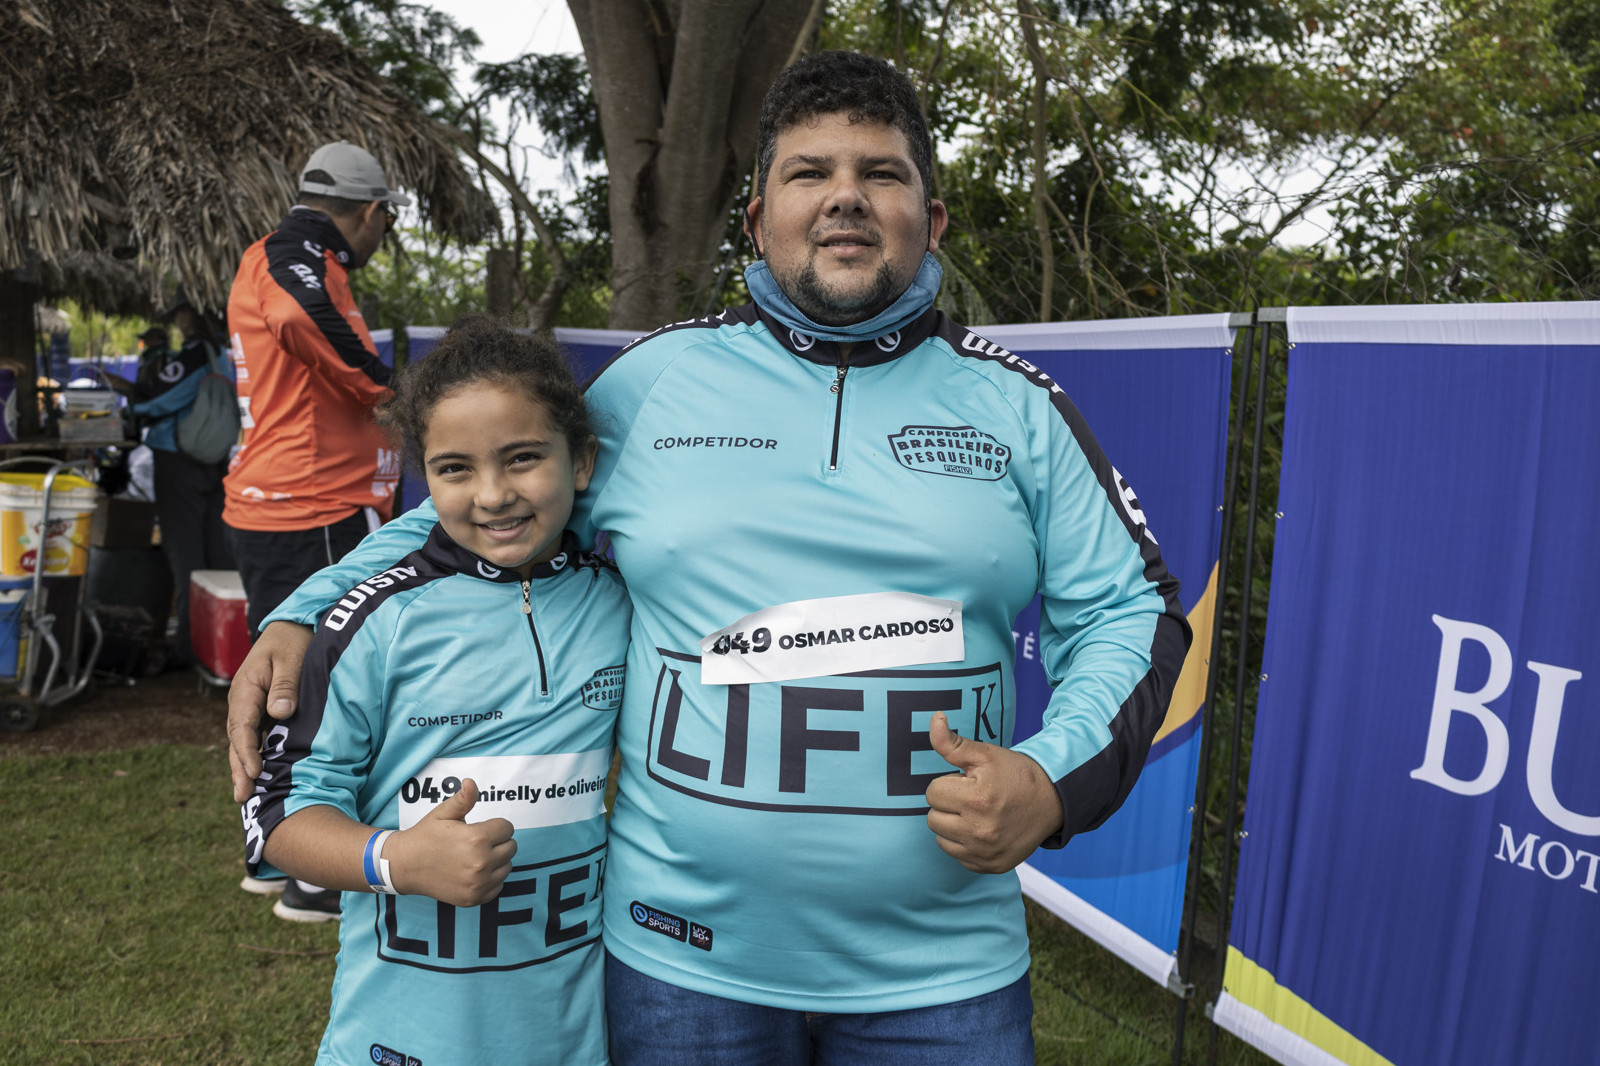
100;299;235;669
229;53;1189;1061
224;141;406;921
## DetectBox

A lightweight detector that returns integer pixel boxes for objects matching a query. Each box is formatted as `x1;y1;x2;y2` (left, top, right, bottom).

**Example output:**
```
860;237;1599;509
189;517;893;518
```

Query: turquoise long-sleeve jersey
246;527;629;1065
268;302;1189;1014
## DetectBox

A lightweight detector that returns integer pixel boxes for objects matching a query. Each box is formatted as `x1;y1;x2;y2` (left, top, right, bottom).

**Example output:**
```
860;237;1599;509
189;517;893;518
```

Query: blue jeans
605;953;1035;1066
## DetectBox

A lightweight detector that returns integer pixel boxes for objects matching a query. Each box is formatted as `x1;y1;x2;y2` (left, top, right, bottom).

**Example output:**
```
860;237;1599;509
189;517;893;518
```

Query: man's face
746;113;947;327
346;200;390;269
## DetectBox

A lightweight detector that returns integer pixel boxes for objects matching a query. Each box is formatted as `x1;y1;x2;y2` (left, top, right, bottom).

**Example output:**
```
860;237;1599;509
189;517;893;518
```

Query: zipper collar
749;303;944;368
419;525;580;584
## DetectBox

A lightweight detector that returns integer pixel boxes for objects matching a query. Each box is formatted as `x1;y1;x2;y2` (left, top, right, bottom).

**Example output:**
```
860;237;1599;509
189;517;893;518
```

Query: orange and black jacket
224;207;399;531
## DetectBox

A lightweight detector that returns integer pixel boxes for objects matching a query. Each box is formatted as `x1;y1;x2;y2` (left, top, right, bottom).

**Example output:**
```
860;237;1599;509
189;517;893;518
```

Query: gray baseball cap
299;141;413;206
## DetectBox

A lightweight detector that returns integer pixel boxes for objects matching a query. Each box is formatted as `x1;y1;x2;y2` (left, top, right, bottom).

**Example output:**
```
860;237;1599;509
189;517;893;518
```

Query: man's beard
782;258;901;327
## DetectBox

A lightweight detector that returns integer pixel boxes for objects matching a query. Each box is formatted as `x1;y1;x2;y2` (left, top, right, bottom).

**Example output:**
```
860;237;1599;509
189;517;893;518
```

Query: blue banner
1218;303;1600;1066
982;316;1233;980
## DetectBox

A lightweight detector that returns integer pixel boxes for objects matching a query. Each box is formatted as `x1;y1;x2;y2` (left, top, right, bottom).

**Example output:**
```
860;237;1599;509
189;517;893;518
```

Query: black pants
227;509;377;640
151;448;234;662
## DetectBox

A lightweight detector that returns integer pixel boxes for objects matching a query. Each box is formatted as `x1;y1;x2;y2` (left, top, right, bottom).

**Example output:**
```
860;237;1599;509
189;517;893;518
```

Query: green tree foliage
286;0;613;330
292;0;1600;328
474;54;605;169
1315;0;1600;302
347;228;485;328
62;300;153;362
825;0;1600;321
288;0;479;118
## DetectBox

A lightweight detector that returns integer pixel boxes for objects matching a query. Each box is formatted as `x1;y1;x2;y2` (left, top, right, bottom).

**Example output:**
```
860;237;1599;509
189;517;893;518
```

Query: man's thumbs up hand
925;713;1065;874
387;779;517;907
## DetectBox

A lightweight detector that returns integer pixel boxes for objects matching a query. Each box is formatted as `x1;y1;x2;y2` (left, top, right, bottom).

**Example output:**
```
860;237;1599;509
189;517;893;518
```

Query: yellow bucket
0;472;101;577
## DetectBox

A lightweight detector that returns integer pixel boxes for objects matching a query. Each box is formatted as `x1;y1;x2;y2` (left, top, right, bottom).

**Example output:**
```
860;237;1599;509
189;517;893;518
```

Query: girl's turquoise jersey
246;526;629;1065
268;303;1189;1014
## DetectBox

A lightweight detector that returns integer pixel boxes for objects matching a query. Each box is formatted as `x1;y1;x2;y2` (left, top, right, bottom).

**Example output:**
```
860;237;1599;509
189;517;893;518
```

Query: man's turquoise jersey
268;303;1189;1014
245;527;629;1066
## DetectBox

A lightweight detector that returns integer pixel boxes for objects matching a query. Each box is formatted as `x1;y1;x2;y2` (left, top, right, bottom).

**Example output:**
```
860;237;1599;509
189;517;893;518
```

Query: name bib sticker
396;749;611;831
698;591;964;685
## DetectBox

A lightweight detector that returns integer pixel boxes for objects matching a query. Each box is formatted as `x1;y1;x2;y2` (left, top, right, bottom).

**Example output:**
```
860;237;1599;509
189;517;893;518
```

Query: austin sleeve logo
888;425;1011;480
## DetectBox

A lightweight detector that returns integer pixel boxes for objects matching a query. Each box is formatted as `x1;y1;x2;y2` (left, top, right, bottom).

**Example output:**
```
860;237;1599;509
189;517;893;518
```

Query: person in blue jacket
101;295;234;666
242;317;628;1065
230;51;1191;1065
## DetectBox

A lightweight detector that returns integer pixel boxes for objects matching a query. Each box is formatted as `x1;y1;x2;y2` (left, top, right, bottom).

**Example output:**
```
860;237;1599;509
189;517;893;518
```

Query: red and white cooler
190;570;250;681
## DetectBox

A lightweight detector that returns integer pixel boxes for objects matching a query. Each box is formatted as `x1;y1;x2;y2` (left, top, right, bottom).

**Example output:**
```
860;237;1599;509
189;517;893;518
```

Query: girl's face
422;382;594;577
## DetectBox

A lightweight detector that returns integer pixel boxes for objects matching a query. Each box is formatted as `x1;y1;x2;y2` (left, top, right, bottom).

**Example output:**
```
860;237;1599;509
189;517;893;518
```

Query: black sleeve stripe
937;317;1194;845
262;230;392;387
1046;618;1191;844
246;546;451;864
583;305;759;390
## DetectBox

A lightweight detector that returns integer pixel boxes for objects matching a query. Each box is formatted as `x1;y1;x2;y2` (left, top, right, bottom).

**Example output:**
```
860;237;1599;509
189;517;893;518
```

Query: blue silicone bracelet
362;830;387;892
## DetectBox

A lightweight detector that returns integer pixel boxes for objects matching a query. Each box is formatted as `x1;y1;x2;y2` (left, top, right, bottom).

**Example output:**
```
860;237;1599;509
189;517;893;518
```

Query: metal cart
0;456;104;732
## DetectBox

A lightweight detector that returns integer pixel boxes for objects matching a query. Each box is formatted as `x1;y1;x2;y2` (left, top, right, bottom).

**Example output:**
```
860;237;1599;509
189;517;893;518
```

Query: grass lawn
0;744;1271;1065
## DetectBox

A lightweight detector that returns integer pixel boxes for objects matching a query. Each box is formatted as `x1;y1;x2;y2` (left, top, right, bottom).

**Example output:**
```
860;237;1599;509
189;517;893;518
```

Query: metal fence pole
1170;310;1258;1065
1205;312;1281;1064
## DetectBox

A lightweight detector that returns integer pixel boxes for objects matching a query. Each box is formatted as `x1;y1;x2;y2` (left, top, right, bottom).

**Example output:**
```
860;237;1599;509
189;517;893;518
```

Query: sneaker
273;880;341;923
240;874;287;895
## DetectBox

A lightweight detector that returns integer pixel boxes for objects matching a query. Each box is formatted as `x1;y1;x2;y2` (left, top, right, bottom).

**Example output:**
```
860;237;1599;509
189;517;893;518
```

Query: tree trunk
567;0;820;330
1018;0;1054;322
485;247;517;318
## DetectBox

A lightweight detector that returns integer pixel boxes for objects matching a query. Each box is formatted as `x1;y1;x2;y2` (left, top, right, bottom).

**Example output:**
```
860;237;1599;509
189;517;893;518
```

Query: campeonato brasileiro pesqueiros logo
581;665;625;710
888;425;1012;481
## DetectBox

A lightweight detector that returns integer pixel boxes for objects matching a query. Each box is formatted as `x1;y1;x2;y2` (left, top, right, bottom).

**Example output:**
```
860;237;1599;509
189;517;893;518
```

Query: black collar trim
279;207;356;267
749;303;943;367
420;525;583;583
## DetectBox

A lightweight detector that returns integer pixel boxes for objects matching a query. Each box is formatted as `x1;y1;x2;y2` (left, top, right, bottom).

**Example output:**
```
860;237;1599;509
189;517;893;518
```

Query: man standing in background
101;297;235;670
224;140;405;921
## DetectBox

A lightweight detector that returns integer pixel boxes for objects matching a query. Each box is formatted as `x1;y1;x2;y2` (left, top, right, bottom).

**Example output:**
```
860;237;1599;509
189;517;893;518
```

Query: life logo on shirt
158;361;185;384
646;648;1005;815
888;425;1011;481
373;842;605;973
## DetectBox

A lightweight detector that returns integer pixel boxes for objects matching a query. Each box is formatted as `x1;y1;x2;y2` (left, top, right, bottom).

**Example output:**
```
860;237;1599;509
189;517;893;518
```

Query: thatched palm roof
0;0;496;317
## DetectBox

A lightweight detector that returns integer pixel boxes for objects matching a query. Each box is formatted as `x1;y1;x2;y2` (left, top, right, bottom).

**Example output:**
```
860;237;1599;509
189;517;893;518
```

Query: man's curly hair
754;51;934;200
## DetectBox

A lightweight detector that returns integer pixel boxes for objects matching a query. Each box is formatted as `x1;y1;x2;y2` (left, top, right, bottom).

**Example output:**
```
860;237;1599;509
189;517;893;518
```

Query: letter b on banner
1413;614;1598;835
1411;616;1513;796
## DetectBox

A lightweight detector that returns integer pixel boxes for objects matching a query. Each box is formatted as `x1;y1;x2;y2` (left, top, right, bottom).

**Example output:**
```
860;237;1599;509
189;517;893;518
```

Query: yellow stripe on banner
1152;561;1216;746
1223;946;1397;1066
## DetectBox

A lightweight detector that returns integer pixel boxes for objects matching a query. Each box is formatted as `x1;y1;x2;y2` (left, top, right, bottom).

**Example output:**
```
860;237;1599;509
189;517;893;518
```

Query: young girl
241;316;629;1066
